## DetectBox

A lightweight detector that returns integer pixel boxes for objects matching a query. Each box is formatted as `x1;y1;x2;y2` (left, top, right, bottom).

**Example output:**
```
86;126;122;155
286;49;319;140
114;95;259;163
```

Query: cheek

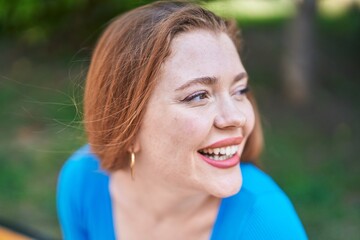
165;113;209;148
245;102;256;137
138;108;211;180
140;106;211;155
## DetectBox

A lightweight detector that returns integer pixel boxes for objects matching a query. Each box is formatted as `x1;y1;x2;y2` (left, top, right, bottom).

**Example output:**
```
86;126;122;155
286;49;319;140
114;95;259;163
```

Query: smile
197;137;243;168
198;145;239;161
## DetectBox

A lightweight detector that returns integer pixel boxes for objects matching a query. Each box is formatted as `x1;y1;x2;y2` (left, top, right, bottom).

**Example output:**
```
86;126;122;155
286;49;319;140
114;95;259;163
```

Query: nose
214;97;246;129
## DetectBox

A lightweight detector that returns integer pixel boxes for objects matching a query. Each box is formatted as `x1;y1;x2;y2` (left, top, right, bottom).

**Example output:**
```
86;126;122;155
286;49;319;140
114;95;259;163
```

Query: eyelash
182;91;209;102
182;87;250;103
236;87;250;96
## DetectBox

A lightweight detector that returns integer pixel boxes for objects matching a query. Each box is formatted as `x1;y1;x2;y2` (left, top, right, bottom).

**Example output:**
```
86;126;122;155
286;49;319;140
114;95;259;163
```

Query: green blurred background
0;0;359;239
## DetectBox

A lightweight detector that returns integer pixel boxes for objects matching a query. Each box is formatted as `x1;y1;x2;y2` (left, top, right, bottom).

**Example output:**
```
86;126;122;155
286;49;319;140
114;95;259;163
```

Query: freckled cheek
245;104;256;136
168;114;210;148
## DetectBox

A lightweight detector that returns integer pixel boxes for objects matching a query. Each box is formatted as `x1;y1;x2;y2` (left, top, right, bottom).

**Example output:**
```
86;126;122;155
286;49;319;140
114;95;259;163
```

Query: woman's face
134;30;255;197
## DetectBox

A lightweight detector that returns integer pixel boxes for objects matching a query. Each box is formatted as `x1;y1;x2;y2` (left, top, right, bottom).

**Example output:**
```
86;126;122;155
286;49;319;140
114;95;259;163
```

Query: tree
282;0;317;104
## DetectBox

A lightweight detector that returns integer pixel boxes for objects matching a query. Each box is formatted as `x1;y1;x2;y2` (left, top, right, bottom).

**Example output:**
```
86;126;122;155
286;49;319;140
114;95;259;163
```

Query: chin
206;168;243;198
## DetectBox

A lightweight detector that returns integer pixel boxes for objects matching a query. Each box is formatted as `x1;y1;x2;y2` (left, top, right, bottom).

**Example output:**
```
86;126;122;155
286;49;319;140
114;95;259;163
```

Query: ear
127;138;140;153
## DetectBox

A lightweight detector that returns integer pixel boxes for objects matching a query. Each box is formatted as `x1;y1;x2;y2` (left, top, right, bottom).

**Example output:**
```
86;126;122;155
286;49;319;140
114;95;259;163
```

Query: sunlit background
0;0;359;239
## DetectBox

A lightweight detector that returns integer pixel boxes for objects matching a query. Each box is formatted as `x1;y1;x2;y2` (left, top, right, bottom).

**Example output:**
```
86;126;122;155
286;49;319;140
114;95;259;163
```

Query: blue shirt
57;146;308;239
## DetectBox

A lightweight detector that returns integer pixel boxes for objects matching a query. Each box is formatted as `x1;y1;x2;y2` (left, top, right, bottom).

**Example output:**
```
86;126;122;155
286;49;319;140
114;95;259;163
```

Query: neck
109;170;218;222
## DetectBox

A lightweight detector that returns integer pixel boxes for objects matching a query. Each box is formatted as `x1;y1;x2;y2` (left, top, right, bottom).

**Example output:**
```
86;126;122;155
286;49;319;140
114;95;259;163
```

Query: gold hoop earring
130;151;135;180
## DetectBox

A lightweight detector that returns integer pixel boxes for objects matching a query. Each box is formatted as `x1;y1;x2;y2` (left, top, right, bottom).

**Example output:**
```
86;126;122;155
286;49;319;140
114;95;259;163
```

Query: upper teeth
200;145;239;156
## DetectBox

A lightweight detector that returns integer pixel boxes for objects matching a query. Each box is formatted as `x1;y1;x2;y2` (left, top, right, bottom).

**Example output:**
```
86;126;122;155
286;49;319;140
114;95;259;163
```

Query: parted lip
198;152;240;169
200;137;243;150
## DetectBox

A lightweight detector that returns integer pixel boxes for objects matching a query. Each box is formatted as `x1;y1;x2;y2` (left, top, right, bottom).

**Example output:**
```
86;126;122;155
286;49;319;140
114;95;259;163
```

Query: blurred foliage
319;0;360;17
319;5;360;38
204;0;296;26
1;0;360;52
0;0;157;51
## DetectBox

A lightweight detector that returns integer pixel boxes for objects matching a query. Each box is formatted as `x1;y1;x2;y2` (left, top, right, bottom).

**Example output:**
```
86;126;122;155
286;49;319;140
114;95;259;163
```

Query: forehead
159;30;243;84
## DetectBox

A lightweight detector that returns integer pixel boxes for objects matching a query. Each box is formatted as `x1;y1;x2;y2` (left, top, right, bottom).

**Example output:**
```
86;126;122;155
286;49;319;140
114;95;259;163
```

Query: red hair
84;1;263;171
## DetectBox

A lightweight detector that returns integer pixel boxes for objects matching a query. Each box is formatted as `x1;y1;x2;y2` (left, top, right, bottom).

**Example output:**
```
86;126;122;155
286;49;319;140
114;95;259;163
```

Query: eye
182;91;209;103
233;86;250;100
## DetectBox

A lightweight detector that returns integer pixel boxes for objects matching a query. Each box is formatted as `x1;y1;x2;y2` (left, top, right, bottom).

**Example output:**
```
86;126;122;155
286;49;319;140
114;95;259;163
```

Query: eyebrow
175;72;248;91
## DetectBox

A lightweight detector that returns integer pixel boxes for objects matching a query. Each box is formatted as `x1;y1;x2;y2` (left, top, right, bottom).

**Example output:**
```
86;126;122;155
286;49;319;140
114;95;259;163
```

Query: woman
57;1;308;239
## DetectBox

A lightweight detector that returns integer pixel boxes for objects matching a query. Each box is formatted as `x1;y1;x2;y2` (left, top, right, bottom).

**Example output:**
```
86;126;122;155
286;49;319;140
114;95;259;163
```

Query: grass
261;107;360;239
0;50;87;238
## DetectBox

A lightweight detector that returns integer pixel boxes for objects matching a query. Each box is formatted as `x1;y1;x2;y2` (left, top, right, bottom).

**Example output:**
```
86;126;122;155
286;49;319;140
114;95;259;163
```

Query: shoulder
57;145;111;238
58;145;109;185
59;145;101;177
57;145;109;203
214;163;308;240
